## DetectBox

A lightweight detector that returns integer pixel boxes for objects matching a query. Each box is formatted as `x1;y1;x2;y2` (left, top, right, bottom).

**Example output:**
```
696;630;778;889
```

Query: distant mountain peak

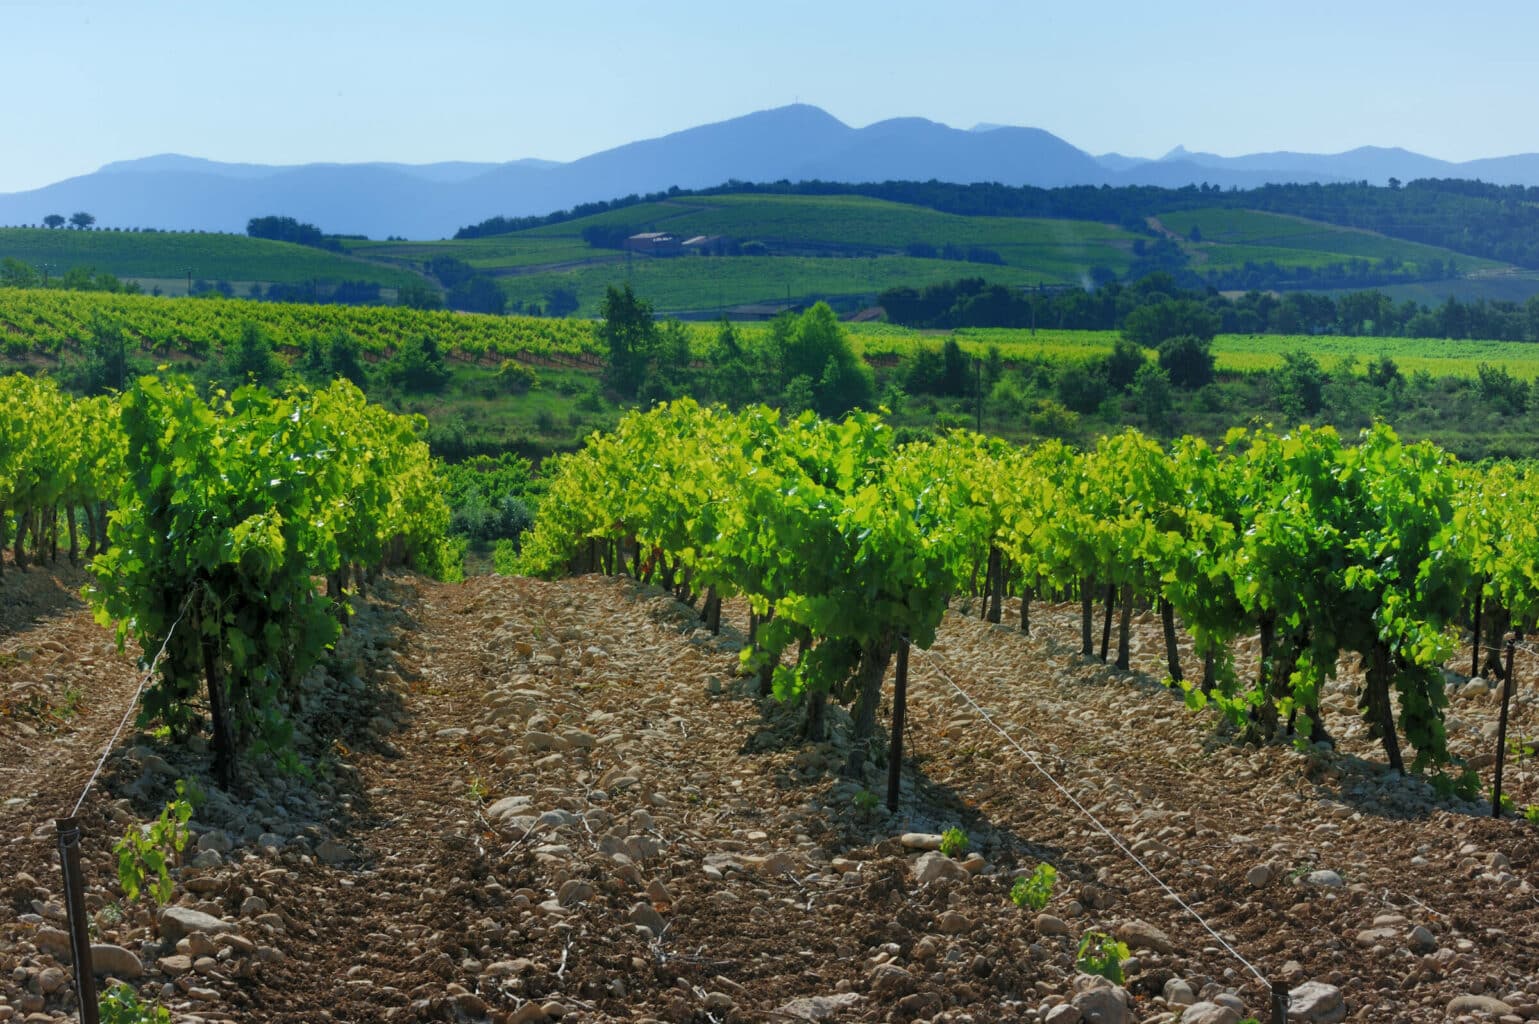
7;104;1539;239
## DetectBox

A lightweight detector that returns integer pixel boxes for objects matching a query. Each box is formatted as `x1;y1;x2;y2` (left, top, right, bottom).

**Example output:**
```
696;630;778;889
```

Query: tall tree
599;284;658;399
42;214;64;230
68;211;95;230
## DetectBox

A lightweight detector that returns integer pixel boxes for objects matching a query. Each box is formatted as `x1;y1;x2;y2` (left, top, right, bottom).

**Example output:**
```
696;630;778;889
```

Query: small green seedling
114;779;198;908
1428;768;1481;802
852;788;880;816
1010;863;1057;911
1523;804;1539;826
99;983;171;1024
1075;930;1130;985
1505;735;1536;764
939;826;969;859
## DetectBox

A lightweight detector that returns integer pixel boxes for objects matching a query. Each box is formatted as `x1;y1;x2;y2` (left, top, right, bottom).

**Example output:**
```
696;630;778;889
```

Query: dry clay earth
2;559;1539;1024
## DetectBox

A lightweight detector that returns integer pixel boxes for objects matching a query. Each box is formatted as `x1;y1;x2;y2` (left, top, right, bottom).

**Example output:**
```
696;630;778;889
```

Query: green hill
351;193;1508;317
1155;208;1503;284
0;227;430;294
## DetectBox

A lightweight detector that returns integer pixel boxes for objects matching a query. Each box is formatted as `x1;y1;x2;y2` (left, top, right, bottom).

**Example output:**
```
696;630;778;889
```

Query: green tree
706;318;753;408
69;211;96;230
1274;350;1325;421
1122;299;1219;349
397;283;443;310
781;302;872;417
327;331;368;388
221;322;285;390
1055;363;1108;413
599;284;658;399
42;214;64;230
1365;354;1403;388
386;334;451;393
445;276;506;315
545;286;579;318
1130;362;1172;431
1156;334;1215;389
1103;336;1145;393
1476;361;1528;416
73;316;132;396
0;257;39;288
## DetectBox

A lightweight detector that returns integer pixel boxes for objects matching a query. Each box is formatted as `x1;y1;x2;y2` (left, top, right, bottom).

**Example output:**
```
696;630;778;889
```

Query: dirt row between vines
2;565;1539;1024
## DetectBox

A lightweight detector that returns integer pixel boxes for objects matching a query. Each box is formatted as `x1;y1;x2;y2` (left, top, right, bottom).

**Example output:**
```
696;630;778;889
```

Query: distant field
1314;269;1539;306
845;323;1539;380
1213;333;1539;378
489;254;1061;316
1157;208;1503;275
521;194;1136;268
347;236;606;272
0;228;430;289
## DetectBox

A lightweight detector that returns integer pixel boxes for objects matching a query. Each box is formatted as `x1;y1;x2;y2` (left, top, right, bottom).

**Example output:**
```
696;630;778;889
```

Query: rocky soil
2;561;1538;1024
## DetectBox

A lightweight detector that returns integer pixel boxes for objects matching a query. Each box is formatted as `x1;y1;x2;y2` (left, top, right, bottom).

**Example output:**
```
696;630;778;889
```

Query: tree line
880;273;1539;342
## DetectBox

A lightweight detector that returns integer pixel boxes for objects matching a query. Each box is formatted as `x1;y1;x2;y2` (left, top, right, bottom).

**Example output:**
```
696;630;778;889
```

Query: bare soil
2;562;1538;1023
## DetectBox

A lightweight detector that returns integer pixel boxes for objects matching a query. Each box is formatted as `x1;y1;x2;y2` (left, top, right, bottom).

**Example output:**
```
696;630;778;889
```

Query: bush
1029;398;1078;437
221;322;285;389
1103;337;1146;393
493;359;540;393
1131;362;1173;429
1055;363;1109;414
1275;350;1326;421
1156;334;1215;389
1477;361;1528;416
386;334;451;393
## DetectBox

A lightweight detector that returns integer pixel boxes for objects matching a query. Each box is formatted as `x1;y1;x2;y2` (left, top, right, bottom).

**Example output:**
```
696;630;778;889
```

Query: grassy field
490;254;1062;316
0;228;431;289
346;236;606;272
1156;208;1504;275
1316;269;1539;306
845;322;1539;380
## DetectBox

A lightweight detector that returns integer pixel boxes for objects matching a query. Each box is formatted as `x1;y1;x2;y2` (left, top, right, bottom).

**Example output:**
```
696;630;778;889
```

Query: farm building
624;232;682;256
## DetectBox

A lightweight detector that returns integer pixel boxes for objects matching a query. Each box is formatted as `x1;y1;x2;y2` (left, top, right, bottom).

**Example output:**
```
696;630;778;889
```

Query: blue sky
3;0;1538;192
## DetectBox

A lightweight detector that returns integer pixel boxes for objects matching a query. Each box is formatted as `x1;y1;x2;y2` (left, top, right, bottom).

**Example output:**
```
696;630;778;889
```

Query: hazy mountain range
4;104;1539;240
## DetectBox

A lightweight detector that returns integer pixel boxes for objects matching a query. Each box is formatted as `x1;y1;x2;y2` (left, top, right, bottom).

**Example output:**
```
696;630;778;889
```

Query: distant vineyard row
5;289;1539;383
0;289;604;360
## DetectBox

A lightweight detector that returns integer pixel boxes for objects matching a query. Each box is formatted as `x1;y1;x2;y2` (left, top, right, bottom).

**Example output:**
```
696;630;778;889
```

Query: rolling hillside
350;193;1510;317
1156;208;1504;278
0;227;430;295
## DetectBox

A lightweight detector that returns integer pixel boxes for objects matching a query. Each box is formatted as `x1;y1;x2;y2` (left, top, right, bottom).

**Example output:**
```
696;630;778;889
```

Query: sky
3;0;1539;193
